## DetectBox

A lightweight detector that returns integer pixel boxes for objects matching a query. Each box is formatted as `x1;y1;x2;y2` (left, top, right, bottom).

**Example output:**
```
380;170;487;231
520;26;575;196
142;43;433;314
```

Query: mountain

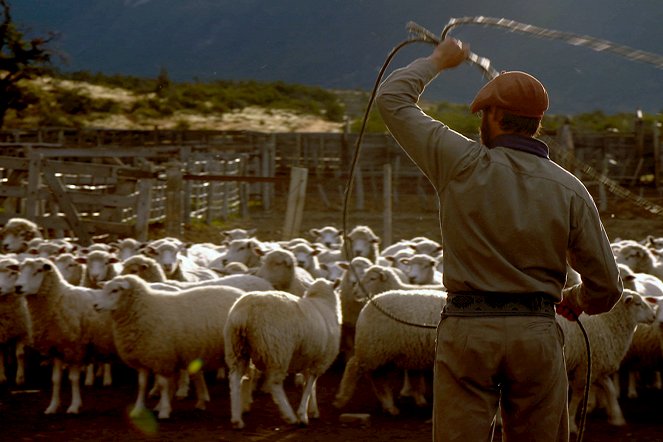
11;0;663;114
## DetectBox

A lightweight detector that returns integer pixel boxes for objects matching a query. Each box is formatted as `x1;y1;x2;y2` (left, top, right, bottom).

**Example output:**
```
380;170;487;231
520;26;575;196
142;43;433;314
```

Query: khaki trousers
433;315;569;442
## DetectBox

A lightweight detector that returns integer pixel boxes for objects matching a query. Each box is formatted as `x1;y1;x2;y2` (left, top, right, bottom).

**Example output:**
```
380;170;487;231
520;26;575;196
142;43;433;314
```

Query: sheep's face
95;277;131;312
623;291;656;325
54;254;84;285
222;239;259;266
15;259;51;296
146;243;181;276
403;256;437;285
310;227;342;249
615;245;651;270
1;232;25;253
0;260;19;295
85;252;120;284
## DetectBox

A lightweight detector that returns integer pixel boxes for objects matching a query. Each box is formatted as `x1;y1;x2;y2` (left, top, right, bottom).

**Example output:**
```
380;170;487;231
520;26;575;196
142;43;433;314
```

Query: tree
0;0;53;128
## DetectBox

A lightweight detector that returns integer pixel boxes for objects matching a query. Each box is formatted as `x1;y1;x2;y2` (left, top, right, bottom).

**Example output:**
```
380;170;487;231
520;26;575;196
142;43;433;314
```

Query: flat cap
470;71;549;118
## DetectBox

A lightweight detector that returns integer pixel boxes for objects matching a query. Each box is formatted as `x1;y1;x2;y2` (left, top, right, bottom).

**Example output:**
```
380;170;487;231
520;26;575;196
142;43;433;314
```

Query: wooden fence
0;123;661;243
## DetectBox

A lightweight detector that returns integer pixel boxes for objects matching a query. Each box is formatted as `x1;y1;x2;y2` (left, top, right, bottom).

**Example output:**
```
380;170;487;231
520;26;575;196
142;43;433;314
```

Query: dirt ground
3;183;663;441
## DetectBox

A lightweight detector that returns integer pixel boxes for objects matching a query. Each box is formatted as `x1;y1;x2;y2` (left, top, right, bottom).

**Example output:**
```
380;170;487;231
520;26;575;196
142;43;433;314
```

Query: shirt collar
487;134;550;159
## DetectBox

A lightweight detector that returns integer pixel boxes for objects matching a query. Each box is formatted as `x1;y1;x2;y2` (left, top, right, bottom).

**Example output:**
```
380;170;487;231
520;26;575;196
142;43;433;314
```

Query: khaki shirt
376;57;622;314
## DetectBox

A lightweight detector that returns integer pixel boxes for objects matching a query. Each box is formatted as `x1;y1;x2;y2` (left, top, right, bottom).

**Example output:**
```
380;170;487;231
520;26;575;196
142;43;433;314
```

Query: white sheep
557;289;656;432
208;238;265;272
224;278;342;428
111;237;145;261
618;263;663;297
288;242;327;278
79;249;121;289
220;227;257;244
93;274;245;419
143;238;217;282
121;254;272;293
254;248;314;297
613;242;663;282
53;253;86;286
0;257;32;386
1;217;42;254
342;225;380;263
400;254;444;285
14;257;116;414
309;226;343;249
337;257;373;360
357;265;445;297
334;289;446;415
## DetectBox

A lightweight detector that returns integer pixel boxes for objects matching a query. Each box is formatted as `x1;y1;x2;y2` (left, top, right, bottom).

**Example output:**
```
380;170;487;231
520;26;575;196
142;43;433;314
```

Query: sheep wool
95;274;245;419
224;278;342;429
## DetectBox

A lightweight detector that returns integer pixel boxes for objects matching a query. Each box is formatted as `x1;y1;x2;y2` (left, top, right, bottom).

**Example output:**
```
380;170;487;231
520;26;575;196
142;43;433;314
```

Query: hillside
12;0;663;114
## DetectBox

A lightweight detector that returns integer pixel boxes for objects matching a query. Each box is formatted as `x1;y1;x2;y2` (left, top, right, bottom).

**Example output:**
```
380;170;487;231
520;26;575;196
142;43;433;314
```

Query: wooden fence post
165;162;183;238
135;178;152;242
25;147;41;221
383;163;393;247
282;167;308;240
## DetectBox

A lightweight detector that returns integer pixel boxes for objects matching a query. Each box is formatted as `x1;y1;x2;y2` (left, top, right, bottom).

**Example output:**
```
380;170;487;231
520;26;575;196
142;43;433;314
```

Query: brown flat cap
470;71;549;118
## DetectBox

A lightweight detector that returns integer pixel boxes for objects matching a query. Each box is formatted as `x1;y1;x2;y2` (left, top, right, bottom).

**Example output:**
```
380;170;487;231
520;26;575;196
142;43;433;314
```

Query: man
375;38;623;441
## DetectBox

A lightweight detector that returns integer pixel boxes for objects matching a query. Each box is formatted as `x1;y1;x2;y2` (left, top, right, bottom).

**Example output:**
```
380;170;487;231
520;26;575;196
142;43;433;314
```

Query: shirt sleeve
375;57;480;192
567;196;623;314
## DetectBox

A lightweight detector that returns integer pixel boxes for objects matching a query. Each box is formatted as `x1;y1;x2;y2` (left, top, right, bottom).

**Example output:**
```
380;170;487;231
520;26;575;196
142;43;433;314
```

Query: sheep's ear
75;257;87;265
246;228;257;237
624;274;636;282
144;246;157;257
379;269;388;281
645;296;659;304
337;261;350;270
109;256;121;264
7;264;19;272
624;295;634;305
309;228;320;237
333;279;341;290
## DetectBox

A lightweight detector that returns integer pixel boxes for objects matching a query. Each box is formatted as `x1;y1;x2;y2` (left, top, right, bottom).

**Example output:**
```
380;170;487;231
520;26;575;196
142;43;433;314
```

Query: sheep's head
622;289;656;325
95;275;136;312
15;258;53;296
0;258;20;296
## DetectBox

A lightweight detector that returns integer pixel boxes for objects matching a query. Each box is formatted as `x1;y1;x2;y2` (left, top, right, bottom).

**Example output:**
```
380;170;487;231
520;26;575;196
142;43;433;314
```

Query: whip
340;16;658;440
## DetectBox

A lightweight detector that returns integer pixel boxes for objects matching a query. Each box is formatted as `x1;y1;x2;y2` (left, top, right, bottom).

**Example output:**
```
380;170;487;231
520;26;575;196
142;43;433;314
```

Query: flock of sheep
0;216;662;435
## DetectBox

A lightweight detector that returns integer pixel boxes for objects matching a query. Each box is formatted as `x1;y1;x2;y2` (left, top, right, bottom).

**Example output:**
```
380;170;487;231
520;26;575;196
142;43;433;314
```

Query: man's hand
555;286;584;321
428;38;470;72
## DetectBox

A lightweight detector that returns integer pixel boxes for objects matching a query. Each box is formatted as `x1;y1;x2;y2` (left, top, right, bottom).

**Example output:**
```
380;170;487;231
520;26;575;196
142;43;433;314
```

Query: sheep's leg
155;374;173;419
627;370;639;399
192;371;210;410
67;364;83;414
333;356;363;409
405;370;428;407
130;368;149;418
84;363;95;387
45;359;63;414
0;348;6;384
102;363;112;387
15;342;25;386
399;370;413;398
229;369;246;429
296;375;319;425
268;380;297;425
307;378;319;419
176;369;190;399
240;366;256;413
599;376;626;426
371;369;399;416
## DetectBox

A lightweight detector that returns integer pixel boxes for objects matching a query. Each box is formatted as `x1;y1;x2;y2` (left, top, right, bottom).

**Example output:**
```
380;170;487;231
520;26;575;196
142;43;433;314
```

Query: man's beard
480;116;491;146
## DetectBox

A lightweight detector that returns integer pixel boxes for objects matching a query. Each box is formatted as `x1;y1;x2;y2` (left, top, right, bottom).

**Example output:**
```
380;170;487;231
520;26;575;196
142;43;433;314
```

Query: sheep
557;289;656;433
220;227;257;244
25;238;76;258
288;242;327;278
334;289;447;415
214;261;250;276
620;296;663;400
254;248;314;297
0;257;31;386
618;263;663;297
309;226;343;249
224;278;342;428
121;254;273;293
613;242;663;282
400;254;444;285
53;253;86;286
14;257;116;414
208;238;265;272
342;225;380;263
319;260;347;283
79;249;121;289
143;238;217;282
1;217;42;254
93;274;245;419
357;265;446;297
185;242;225;268
337;257;373;360
111;237;145;261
